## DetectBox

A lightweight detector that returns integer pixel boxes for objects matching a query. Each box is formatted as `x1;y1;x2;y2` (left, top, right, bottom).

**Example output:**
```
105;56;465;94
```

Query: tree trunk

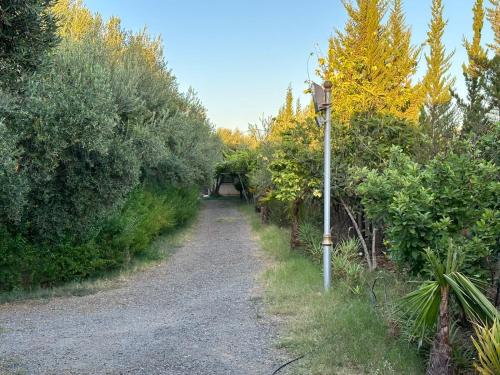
290;199;302;248
340;198;372;270
427;286;453;375
213;176;223;196
261;205;269;224
364;214;371;247
237;173;249;203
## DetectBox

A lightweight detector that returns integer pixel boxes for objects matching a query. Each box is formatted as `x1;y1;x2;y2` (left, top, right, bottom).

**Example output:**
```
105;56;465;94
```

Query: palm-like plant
403;245;499;375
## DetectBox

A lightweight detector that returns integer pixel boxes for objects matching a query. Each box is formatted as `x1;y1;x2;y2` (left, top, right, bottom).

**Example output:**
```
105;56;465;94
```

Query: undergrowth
0;185;199;295
242;206;424;375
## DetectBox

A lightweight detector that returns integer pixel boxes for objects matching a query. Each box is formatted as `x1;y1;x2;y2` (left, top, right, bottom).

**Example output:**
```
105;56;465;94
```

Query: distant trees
216;128;255;150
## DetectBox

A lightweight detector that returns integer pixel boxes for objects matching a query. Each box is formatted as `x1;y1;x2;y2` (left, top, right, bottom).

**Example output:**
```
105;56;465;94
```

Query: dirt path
0;200;287;375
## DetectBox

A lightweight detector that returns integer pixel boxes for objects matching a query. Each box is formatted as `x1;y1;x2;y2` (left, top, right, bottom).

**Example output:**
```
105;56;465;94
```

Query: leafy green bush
354;147;499;277
9;39;140;244
0;229;103;289
0;0;220;294
0;186;198;291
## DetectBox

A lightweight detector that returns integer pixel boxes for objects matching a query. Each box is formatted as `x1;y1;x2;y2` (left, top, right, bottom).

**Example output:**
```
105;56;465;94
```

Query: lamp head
311;82;327;114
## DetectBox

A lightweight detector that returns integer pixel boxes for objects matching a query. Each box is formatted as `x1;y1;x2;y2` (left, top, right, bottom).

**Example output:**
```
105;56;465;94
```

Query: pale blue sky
84;0;495;130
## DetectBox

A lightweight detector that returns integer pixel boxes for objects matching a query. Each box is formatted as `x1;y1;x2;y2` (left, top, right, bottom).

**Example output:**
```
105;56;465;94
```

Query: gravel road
0;200;288;375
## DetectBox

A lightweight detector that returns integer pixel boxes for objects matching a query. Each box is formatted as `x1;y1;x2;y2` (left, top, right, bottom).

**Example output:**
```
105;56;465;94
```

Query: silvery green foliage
1;37;221;244
0;0;58;89
19;40;141;242
109;46;221;188
0;119;28;224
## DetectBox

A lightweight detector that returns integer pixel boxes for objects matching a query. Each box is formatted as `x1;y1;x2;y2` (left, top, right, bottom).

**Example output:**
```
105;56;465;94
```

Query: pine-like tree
0;0;58;89
269;85;295;140
457;0;491;136
295;98;302;119
487;0;499;53
324;0;421;123
283;85;294;120
386;0;423;121
325;0;390;123
485;0;500;122
421;0;457;155
465;0;488;77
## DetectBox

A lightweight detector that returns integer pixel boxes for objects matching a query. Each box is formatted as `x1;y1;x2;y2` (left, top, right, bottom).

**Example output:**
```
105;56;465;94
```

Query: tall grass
242;206;424;375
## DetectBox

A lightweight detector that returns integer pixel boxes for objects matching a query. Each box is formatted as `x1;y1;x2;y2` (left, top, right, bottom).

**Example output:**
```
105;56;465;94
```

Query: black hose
271;355;305;374
371;276;383;305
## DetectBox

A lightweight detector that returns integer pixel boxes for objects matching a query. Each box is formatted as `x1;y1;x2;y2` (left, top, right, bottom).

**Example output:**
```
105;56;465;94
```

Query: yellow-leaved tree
268;85;295;140
323;0;422;123
52;0;102;41
464;0;488;78
104;16;127;61
216;128;256;150
386;0;423;121
127;29;164;71
52;0;163;71
324;0;391;123
487;0;500;53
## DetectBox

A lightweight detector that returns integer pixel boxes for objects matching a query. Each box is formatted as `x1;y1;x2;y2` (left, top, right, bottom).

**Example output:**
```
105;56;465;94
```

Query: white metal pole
323;81;332;291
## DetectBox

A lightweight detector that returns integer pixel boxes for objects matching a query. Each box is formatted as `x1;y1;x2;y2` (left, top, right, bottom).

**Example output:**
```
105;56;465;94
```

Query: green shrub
0;6;220;292
12;39;140;244
354;147;499;278
0;186;198;291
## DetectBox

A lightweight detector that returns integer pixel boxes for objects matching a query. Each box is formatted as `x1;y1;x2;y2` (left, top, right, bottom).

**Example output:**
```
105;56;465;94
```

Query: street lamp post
322;81;332;290
311;80;332;291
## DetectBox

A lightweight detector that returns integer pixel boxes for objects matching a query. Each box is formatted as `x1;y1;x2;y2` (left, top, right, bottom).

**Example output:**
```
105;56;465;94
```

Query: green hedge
0;186;198;291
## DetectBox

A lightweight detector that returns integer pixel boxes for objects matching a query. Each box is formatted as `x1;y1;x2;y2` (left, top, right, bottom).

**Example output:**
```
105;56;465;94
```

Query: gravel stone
0;200;289;375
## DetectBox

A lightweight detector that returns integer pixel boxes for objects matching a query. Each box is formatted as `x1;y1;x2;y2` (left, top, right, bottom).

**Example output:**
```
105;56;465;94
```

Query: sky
84;0;495;130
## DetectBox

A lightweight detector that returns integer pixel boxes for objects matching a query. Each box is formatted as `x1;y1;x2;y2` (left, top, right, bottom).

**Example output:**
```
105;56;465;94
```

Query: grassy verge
242;206;424;375
0;198;197;304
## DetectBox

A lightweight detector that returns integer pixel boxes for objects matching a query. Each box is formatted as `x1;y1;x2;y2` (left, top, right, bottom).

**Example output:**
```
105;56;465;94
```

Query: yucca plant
403;245;499;375
298;222;323;260
472;319;500;375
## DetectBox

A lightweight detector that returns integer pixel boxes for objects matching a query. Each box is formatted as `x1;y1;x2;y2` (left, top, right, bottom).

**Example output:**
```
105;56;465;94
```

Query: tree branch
340;197;373;270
